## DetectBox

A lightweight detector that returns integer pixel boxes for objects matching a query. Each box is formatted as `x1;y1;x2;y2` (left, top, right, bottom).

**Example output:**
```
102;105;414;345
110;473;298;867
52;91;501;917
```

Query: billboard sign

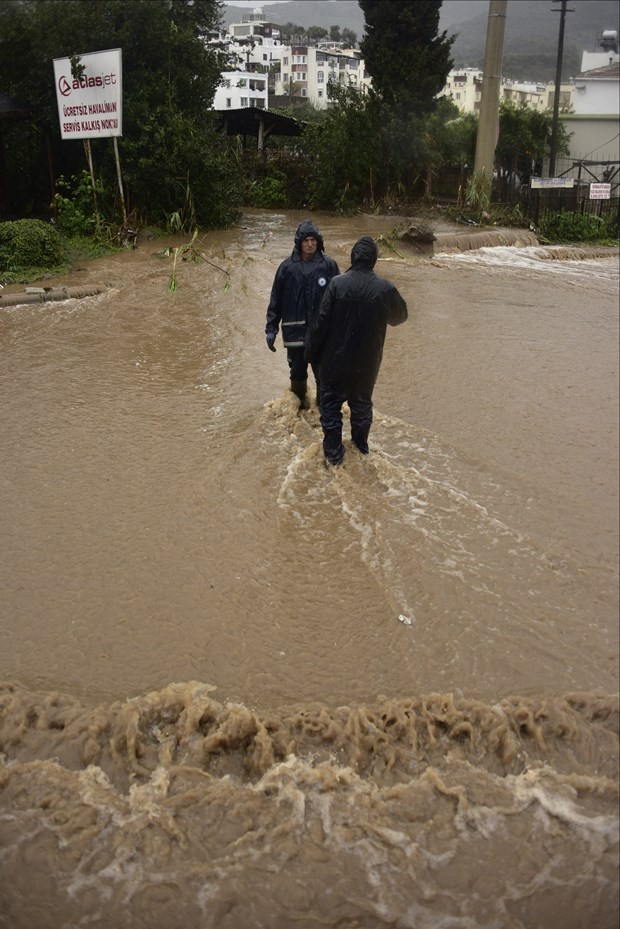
53;48;122;139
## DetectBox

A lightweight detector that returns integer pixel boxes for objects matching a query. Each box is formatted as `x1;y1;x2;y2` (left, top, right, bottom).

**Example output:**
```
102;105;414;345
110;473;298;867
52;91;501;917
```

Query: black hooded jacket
265;220;340;348
305;236;408;395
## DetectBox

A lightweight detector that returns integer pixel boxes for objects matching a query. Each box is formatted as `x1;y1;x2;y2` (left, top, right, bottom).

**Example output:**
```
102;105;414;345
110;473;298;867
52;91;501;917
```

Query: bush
247;173;288;208
0;219;67;275
52;171;102;238
539;209;619;244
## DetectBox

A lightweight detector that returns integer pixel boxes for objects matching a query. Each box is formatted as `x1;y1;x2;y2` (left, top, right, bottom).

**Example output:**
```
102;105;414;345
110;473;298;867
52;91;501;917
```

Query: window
237;79;247;88
226;98;232;108
301;88;307;96
318;90;324;98
317;70;324;83
240;96;248;107
283;57;288;66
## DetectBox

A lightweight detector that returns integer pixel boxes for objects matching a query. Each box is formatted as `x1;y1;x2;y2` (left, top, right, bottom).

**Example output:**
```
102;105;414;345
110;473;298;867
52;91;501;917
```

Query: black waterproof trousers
320;385;373;464
287;347;320;399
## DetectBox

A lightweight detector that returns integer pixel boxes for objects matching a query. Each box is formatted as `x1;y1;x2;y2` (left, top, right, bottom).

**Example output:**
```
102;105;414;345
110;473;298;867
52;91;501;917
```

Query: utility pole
473;0;508;202
549;0;574;177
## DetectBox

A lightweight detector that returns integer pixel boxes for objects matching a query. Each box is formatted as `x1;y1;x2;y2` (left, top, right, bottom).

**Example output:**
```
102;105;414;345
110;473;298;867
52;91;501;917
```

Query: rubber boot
290;379;310;410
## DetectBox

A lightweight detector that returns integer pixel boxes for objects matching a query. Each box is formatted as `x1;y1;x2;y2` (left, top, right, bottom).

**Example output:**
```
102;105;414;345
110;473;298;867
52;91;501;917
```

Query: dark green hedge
0;219;67;274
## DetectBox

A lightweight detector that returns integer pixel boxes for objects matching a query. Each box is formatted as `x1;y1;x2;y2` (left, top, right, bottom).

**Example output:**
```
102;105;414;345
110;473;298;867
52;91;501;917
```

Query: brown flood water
0;210;618;928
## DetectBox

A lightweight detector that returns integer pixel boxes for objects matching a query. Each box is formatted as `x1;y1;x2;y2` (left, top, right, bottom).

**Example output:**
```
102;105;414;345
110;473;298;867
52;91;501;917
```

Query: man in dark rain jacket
265;220;340;408
306;235;408;466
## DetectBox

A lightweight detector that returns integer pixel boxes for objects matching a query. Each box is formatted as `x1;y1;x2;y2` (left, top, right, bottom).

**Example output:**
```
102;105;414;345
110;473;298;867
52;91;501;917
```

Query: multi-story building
212;70;268;111
274;45;370;108
560;61;619;166
208;8;285;112
552;29;619;170
209;7;371;113
438;68;572;114
438;68;484;112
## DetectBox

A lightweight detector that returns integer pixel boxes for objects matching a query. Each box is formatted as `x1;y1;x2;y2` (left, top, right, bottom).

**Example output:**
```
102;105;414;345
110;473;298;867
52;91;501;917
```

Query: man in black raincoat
265;220;340;408
305;235;408;465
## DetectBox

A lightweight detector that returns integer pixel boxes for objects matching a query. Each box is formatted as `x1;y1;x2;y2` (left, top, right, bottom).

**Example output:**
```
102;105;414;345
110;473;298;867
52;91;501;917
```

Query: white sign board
53;48;122;140
530;177;574;189
589;183;611;200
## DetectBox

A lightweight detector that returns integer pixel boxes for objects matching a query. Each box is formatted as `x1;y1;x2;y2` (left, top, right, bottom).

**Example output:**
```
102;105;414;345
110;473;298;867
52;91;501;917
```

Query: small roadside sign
530;177;574;189
589;183;611;200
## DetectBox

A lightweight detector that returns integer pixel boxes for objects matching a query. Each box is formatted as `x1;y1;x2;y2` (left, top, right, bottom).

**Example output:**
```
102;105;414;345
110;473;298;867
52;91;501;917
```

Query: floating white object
398;614;412;625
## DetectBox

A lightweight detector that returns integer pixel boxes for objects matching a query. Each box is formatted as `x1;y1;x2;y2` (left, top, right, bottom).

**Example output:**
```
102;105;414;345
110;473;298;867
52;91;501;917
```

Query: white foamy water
432;243;620;281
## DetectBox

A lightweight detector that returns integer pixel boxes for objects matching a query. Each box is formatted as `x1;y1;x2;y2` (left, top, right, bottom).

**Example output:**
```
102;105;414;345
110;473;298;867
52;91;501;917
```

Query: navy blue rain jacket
265;220;340;348
305;236;408;395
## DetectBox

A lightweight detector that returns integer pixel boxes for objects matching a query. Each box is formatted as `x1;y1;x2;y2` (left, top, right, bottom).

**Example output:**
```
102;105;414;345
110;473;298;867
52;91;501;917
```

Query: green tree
419;99;476;200
329;26;342;43
278;21;304;43
305;84;383;210
0;0;243;228
359;0;453;116
496;101;570;197
341;28;358;47
307;26;329;43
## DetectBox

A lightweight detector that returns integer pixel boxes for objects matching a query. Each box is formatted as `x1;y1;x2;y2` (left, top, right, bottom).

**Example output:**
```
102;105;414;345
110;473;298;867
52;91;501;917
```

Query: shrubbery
539;209;619;244
247;173;288;209
0;219;67;276
52;171;103;238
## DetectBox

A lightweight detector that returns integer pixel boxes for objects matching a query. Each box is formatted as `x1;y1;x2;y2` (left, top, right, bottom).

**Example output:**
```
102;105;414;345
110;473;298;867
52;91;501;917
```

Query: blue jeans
320;385;373;464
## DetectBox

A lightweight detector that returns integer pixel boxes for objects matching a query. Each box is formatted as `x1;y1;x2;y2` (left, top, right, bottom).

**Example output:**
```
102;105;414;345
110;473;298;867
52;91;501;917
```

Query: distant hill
448;0;620;81
221;0;620;82
221;1;366;38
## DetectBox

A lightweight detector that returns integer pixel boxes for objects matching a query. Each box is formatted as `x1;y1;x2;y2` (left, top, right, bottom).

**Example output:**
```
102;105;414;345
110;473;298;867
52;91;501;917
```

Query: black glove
266;333;276;352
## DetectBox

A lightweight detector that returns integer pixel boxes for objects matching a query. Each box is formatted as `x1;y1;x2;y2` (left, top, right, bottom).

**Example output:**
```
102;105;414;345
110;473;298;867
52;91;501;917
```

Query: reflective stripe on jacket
265;224;340;348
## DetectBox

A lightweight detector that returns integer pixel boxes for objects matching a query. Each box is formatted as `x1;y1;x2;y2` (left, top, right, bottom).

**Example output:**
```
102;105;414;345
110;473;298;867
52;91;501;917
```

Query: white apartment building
274;46;371;109
438;68;573;114
212;71;268;111
581;29;619;72
208;7;285;112
208;5;371;112
234;38;285;72
227;7;282;44
560;60;620;164
438;68;483;111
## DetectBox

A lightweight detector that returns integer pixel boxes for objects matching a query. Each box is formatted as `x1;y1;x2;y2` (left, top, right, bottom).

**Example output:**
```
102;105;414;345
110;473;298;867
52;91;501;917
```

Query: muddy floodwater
0;210;618;928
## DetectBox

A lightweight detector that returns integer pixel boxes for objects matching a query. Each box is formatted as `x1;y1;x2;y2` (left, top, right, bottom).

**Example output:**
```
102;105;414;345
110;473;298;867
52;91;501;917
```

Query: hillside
221;1;366;39
448;0;620;81
221;0;620;82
